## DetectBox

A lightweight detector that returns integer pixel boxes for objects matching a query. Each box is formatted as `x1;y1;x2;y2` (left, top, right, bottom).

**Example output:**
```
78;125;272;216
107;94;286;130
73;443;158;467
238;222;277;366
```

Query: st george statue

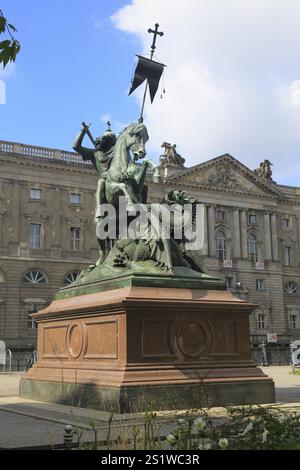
73;120;159;266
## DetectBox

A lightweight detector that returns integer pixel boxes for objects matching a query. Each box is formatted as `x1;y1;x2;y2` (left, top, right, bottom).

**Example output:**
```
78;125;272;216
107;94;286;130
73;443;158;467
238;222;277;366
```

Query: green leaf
0;45;12;68
0;40;11;49
0;15;6;34
8;24;17;33
11;40;20;61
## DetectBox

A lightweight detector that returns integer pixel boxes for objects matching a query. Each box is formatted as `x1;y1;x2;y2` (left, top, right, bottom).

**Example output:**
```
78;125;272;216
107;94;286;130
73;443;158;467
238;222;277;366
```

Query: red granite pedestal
20;286;275;412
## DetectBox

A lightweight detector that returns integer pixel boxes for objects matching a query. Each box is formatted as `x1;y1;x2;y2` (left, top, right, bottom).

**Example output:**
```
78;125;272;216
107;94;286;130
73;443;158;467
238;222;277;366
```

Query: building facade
0;139;300;368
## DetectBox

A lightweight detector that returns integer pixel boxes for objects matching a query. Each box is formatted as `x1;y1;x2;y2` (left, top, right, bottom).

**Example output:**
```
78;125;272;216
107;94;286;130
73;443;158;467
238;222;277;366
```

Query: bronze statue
254;159;273;181
72;120;204;282
73;122;116;222
160;142;185;167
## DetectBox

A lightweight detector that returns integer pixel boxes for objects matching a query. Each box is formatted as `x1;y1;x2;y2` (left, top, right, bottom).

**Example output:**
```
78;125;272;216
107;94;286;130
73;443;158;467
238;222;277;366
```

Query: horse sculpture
105;121;151;207
73;120;156;266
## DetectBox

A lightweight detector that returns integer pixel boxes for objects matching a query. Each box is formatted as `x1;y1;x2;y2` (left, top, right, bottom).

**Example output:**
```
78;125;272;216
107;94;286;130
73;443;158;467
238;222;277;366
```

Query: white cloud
289;81;300;106
112;0;300;184
0;80;6;104
0;62;16;80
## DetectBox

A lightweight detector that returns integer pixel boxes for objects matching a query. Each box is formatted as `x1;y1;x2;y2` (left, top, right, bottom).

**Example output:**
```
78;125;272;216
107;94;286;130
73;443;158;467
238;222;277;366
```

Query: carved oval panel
176;320;212;358
67;323;84;359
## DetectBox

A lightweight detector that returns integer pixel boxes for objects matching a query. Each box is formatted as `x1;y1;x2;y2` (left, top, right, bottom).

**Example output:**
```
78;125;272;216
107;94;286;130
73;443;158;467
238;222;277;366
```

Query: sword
82;122;96;147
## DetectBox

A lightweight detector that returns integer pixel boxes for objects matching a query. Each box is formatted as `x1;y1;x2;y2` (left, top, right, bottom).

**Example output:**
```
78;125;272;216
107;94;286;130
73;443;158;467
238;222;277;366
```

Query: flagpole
139;23;164;120
140;82;148;120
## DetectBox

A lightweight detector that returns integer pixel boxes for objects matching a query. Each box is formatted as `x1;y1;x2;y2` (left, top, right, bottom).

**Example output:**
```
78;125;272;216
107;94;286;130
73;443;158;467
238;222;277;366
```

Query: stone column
208;205;215;257
0;211;5;247
233;208;241;258
270;213;278;261
264;213;272;260
240;210;248;258
201;205;208;256
50;187;61;257
7;181;20;255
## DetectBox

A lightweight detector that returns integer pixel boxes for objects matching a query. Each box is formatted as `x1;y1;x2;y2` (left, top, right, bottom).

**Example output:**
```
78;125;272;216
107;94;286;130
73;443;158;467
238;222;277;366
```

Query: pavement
0;366;299;449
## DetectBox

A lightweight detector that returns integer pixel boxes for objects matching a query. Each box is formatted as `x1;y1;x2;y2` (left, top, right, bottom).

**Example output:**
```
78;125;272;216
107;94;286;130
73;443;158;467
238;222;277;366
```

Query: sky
1;0;300;186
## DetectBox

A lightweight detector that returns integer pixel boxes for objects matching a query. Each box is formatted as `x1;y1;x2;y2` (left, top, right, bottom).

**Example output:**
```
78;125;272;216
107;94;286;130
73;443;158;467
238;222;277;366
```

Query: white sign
223;260;233;268
291;340;300;366
267;333;278;343
0;340;6;365
256;262;265;270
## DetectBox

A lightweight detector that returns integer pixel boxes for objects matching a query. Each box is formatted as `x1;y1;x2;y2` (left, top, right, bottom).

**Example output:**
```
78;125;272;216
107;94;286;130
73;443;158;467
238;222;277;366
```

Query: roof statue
160;142;185;168
254;159;273;181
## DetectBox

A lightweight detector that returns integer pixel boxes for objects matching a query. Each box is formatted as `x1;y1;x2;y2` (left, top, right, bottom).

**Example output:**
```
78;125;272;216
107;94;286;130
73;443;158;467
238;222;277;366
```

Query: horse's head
119;121;149;160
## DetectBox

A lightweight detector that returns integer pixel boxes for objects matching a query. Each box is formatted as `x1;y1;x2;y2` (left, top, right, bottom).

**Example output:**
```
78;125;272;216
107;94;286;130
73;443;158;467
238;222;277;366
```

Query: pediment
167;154;284;199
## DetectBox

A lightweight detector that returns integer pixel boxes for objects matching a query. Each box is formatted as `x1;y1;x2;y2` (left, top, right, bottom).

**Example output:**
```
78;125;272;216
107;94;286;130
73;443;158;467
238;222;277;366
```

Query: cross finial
106;121;111;131
148;23;164;59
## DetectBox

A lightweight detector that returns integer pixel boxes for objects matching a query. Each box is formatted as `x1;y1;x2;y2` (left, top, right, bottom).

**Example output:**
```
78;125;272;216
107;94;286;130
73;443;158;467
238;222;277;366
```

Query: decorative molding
167;154;285;200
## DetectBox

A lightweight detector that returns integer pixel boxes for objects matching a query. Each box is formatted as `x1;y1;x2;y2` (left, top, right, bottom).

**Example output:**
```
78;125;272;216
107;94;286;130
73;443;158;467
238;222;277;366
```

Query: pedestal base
20;286;275;412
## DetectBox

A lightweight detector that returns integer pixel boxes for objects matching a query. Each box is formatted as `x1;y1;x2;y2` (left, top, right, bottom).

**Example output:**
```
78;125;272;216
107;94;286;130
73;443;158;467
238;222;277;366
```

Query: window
29;223;41;249
285;281;297;295
258;313;266;329
30;188;42;200
282;217;290;229
256;279;264;291
23;270;47;285
64;272;80;286
284;246;292;266
216;231;227;260
27;305;39;329
248;233;258;262
217;210;225;222
289;315;297;330
248;214;257;224
70;227;80;251
70;193;81;204
0;271;5;283
226;277;234;289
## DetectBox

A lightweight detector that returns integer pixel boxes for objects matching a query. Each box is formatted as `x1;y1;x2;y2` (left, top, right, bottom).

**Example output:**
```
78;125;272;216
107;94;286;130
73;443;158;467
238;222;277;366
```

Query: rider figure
73;122;116;264
73;122;116;222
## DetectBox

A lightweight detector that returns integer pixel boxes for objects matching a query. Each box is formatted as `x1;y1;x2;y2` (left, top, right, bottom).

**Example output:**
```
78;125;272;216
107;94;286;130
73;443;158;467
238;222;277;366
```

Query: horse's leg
135;162;149;194
96;236;108;265
118;183;139;205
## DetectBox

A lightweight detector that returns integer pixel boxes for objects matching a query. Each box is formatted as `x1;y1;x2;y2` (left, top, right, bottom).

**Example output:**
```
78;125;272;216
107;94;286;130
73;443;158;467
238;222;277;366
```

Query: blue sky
0;0;140;150
2;1;300;185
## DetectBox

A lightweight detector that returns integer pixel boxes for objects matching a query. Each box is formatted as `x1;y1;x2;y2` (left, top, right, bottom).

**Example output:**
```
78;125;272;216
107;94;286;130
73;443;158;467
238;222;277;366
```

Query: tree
0;10;20;68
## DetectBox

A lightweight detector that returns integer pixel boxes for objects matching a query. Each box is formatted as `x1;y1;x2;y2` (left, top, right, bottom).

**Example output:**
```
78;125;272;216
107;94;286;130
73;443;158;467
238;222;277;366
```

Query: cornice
0;153;95;176
163;179;281;201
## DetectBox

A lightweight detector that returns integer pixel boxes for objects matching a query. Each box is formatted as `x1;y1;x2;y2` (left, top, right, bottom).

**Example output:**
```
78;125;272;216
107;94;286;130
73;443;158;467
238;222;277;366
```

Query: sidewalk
0;366;299;449
261;366;300;403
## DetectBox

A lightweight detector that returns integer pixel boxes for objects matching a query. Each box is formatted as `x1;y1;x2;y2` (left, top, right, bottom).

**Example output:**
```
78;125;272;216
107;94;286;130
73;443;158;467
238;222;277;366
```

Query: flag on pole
129;55;165;103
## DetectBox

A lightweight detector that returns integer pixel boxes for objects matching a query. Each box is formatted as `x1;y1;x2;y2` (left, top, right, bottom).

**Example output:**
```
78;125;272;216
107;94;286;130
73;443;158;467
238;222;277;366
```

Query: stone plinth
20;286;275;412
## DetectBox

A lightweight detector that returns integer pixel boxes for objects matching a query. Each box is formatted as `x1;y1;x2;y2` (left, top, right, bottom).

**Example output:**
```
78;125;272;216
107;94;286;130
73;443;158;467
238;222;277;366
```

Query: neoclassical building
0;139;299;368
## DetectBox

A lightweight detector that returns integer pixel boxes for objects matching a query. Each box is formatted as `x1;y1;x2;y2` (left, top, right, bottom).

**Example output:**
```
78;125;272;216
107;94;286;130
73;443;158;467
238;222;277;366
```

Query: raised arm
73;124;96;164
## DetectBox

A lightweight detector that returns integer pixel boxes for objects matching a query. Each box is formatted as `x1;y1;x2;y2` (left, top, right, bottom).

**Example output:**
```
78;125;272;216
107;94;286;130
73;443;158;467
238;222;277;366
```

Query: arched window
216;231;227;260
23;270;47;285
248;233;258;262
64;272;80;286
285;281;297;295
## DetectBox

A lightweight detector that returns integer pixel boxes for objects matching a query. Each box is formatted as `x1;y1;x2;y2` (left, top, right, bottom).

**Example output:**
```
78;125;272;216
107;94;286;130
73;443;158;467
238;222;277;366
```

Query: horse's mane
119;121;149;141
